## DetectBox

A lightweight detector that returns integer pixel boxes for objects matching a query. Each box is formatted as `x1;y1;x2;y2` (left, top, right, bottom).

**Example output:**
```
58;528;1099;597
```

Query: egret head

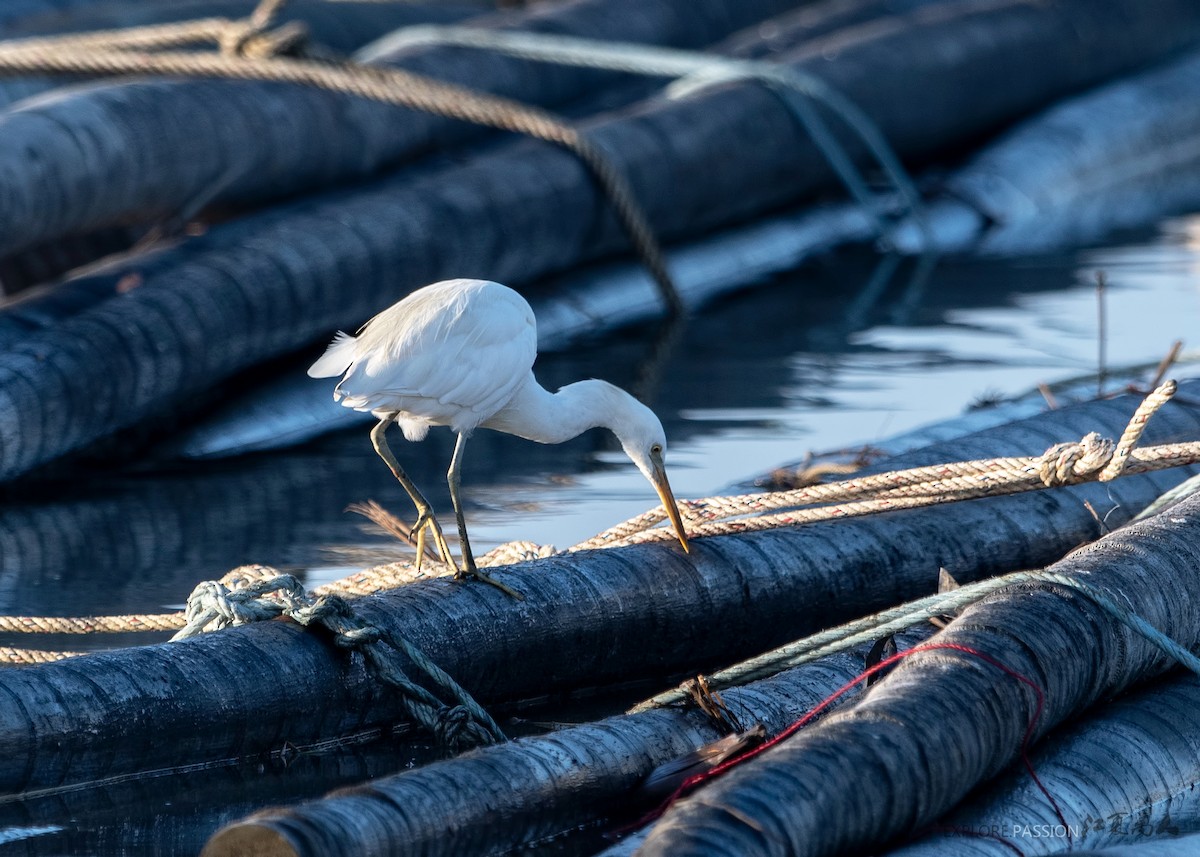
613;398;690;553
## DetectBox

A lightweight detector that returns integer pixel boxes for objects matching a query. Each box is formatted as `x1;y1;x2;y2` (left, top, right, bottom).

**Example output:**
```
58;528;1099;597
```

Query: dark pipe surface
0;386;1195;794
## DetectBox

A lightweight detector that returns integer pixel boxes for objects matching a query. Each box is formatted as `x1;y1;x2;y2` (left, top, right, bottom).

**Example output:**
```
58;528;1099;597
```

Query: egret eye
651;443;663;455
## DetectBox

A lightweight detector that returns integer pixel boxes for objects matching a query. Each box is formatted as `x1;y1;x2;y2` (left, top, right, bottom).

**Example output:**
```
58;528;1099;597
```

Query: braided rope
0;646;82;663
574;381;1179;550
0;539;551;644
1;383;1191;664
0;613;183;634
1036;571;1200;675
1100;379;1176;480
1133;471;1200;522
631;572;1024;712
0;564;282;640
0;11;682;314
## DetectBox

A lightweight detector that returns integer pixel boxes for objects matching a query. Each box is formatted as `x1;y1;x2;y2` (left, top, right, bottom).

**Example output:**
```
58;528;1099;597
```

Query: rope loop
1037;432;1115;487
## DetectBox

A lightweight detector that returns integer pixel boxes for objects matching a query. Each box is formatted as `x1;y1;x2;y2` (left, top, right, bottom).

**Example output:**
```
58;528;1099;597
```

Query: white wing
331;280;537;432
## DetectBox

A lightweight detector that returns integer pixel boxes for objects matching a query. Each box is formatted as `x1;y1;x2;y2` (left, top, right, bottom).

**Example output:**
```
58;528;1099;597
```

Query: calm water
3;219;1200;626
2;219;1200;854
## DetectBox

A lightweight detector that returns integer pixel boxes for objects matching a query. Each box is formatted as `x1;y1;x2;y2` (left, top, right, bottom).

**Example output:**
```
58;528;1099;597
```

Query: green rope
1037;571;1200;676
631;565;1200;713
629;573;1021;712
363;25;929;246
1133;471;1200;522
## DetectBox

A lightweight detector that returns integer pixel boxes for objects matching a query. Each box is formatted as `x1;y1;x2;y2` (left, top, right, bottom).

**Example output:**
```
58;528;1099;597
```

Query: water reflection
1;225;1198;624
0;737;440;857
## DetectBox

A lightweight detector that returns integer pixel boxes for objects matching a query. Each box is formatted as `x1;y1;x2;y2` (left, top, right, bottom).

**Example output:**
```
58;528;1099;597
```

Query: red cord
631;641;1069;845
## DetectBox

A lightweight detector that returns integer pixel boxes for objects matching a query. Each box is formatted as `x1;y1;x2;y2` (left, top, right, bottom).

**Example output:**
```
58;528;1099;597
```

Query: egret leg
448;432;523;600
370;416;453;572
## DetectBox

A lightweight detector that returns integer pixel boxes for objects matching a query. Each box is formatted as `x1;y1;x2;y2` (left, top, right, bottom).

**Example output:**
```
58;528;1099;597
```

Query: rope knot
434;704;473;749
287;594;383;648
166;572;506;751
219;21;308;58
180;579;277;634
288;592;348;625
175;573;305;638
219;6;308;59
181;580;236;627
1037;432;1115;487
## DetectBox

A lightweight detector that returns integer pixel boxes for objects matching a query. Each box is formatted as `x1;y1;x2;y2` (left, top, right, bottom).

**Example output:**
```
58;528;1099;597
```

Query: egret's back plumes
308;331;357;378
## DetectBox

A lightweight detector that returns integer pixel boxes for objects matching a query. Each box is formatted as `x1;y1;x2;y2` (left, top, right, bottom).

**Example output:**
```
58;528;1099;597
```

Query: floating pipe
891;50;1200;256
4;0;1198;480
201;637;919;857
0;0;811;259
0;386;1194;794
631;488;1200;856
885;673;1200;855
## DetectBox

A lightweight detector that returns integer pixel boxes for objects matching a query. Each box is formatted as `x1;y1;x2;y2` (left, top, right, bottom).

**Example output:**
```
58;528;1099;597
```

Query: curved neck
482;375;629;444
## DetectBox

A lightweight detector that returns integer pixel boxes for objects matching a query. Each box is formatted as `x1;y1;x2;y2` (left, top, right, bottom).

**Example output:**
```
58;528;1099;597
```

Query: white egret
308;278;690;597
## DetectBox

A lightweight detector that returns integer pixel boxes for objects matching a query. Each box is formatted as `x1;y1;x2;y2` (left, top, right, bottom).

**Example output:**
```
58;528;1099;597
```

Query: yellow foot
455;563;524;601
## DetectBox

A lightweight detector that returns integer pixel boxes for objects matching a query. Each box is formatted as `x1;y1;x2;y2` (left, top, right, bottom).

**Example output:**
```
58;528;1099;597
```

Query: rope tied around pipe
1;381;1195;665
633;563;1200;714
578;380;1179;549
1037;433;1115;487
364;25;927;246
173;573;507;751
0;0;684;315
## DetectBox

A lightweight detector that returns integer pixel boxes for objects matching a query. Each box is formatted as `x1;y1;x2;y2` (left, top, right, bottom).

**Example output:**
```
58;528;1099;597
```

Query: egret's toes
412;510;454;571
457;562;524;601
